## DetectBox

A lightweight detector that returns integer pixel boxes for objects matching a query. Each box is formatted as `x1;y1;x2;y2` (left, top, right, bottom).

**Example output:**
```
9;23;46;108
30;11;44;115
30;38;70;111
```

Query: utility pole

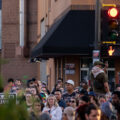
95;0;102;50
93;0;102;63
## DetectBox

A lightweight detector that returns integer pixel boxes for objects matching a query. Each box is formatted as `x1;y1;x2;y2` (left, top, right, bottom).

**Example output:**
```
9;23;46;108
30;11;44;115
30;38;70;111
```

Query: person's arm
103;61;108;73
104;82;110;93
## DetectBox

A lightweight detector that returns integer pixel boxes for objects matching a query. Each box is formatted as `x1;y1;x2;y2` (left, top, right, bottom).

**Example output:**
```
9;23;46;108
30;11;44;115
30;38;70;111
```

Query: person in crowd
62;79;76;103
11;79;23;93
98;95;106;106
90;61;110;95
14;79;22;87
65;99;71;107
79;89;88;98
54;90;66;110
62;106;75;120
51;83;62;94
4;78;14;92
101;91;120;120
42;94;62;120
27;79;35;88
75;103;89;120
88;91;99;106
69;97;77;110
57;78;63;86
79;81;88;91
105;93;111;101
42;86;49;98
79;95;90;106
42;81;50;95
38;112;51;120
25;91;33;111
85;103;101;120
30;100;42;120
111;91;120;119
115;84;120;91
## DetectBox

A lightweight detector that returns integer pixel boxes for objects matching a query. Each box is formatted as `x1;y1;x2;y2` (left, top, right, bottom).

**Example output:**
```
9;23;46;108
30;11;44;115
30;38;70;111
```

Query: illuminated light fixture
108;8;118;18
108;46;115;56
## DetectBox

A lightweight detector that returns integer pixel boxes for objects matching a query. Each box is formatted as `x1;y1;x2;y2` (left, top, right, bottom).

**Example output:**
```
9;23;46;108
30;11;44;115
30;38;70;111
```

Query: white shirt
42;105;62;120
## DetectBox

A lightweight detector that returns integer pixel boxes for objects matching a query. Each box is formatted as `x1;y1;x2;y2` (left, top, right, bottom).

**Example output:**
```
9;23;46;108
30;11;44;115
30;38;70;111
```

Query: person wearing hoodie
90;61;110;95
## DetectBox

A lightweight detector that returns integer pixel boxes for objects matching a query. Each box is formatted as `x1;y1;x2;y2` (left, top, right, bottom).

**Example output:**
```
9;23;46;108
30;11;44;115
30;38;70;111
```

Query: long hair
46;94;58;108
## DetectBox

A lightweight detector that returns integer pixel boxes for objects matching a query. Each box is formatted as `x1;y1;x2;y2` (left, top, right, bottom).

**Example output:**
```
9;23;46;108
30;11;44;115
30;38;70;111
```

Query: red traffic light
108;8;118;18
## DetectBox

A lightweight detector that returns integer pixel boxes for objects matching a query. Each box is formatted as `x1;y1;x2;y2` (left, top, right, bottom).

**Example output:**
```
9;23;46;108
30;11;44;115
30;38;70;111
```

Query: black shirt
62;92;76;102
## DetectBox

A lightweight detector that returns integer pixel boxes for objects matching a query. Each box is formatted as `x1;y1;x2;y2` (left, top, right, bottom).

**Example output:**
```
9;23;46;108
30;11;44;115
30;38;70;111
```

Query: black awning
31;10;95;58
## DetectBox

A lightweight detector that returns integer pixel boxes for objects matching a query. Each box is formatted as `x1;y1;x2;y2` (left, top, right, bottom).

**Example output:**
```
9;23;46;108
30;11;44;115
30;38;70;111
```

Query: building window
40;18;46;39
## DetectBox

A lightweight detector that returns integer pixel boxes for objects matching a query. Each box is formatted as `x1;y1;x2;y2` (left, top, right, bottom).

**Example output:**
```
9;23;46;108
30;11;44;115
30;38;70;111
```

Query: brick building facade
1;0;38;85
32;0;120;91
1;0;120;90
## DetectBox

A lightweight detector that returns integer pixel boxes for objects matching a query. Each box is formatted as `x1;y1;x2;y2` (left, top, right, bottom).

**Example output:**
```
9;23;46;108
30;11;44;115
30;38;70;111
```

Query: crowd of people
1;61;120;120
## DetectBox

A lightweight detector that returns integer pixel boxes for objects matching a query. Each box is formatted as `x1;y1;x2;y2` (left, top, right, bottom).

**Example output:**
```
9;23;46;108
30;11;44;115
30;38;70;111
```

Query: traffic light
101;7;120;44
108;8;119;41
101;7;120;57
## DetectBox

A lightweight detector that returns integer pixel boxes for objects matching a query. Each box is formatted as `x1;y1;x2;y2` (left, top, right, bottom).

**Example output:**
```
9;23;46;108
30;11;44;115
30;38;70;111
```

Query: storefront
31;9;118;88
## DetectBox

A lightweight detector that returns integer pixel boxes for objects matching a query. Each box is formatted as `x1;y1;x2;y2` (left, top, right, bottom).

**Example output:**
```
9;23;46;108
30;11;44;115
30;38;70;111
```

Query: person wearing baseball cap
93;61;104;66
62;79;76;104
65;79;75;86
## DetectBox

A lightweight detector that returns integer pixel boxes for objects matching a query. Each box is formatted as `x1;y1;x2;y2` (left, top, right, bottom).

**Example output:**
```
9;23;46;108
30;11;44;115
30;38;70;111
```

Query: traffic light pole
93;0;102;63
95;0;102;50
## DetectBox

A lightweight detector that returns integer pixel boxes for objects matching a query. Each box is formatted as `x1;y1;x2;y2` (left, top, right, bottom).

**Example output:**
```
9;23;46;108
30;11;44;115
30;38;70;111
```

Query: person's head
88;92;96;104
25;93;33;106
79;89;88;97
93;61;104;68
8;78;14;86
66;99;71;107
15;79;22;86
27;79;35;88
33;101;41;114
65;79;74;91
79;95;90;106
112;91;120;105
42;87;47;94
69;97;77;108
57;78;63;86
38;113;51;120
115;84;120;91
54;90;62;101
85;104;101;120
29;87;37;95
56;83;61;90
98;95;106;105
62;107;75;120
42;81;47;88
46;94;58;108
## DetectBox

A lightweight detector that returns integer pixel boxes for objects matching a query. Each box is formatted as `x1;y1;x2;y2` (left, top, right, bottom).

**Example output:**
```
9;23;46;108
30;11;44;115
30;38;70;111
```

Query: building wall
37;0;71;90
36;0;120;90
1;0;38;85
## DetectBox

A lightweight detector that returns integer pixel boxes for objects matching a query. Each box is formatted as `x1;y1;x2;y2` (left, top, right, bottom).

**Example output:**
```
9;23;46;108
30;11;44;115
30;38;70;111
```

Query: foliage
0;99;29;120
0;58;29;120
